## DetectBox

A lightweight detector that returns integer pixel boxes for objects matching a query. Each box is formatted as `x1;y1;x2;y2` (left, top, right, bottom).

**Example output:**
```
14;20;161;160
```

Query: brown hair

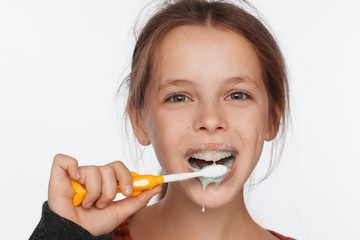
122;0;289;181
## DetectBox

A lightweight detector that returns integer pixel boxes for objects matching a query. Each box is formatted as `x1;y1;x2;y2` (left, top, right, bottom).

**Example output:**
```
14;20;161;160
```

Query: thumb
108;186;162;225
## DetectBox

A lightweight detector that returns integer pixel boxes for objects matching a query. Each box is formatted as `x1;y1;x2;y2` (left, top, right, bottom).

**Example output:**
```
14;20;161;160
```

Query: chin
185;178;241;211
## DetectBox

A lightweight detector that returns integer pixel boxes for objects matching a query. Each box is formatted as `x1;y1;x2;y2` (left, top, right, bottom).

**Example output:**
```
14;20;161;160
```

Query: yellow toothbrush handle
71;172;165;206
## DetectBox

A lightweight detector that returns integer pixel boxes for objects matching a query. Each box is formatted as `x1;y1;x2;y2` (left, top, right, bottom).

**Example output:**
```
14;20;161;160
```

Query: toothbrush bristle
201;165;228;178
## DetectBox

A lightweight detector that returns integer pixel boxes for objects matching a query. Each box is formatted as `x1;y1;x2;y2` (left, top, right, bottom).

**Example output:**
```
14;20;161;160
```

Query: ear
127;106;151;146
265;121;278;141
265;106;280;141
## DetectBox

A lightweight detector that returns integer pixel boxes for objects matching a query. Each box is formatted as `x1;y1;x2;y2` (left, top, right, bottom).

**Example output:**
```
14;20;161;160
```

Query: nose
193;101;228;133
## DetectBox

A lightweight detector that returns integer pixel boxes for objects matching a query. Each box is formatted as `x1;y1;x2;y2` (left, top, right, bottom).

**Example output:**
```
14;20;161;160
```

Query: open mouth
187;151;236;170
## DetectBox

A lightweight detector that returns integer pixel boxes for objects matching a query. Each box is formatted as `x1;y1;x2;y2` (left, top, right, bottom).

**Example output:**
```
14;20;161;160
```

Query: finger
48;154;81;214
109;161;133;196
79;166;102;208
49;154;80;200
110;185;162;225
95;165;118;209
51;154;80;181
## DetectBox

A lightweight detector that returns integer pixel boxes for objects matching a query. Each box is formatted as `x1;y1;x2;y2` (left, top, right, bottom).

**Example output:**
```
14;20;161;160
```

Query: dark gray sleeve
29;202;112;240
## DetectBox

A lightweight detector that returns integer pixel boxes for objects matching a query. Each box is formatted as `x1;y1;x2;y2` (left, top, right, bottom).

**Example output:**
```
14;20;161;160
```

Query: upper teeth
190;151;232;161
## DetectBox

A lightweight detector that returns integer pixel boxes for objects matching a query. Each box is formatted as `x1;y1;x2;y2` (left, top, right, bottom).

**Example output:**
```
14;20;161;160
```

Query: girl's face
134;25;275;209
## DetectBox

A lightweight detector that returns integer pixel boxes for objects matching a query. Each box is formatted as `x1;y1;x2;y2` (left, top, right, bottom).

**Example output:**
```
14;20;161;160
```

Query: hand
47;154;161;236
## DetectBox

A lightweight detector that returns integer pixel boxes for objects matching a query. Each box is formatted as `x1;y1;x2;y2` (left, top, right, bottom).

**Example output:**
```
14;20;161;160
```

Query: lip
221;159;236;182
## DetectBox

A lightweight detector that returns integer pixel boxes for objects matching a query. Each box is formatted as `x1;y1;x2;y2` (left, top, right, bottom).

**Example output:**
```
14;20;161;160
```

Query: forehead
155;25;263;87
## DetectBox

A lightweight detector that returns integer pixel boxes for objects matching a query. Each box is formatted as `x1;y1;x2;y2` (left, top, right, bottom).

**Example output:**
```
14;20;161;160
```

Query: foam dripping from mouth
197;163;228;213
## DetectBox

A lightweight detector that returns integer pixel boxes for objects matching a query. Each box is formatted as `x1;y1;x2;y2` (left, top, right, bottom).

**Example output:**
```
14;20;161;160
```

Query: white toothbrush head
198;165;228;178
162;165;229;183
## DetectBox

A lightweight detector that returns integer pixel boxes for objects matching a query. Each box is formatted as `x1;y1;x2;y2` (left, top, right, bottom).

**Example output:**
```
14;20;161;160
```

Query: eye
165;93;191;103
226;91;249;101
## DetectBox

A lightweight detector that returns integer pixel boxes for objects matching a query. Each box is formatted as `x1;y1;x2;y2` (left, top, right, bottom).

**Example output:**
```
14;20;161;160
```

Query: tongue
188;157;214;169
189;155;234;169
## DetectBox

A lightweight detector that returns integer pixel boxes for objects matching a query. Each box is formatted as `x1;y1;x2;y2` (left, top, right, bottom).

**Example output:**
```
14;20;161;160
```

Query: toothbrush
71;165;228;206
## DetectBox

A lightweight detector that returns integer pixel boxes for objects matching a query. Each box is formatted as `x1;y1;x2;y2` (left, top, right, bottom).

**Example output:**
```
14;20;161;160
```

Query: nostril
194;106;228;132
198;126;224;131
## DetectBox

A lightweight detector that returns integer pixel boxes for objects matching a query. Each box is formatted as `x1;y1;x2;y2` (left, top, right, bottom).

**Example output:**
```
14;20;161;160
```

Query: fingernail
83;202;91;208
125;185;132;195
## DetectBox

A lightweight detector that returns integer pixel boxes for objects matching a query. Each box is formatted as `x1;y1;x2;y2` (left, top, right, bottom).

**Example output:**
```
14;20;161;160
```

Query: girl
31;0;293;239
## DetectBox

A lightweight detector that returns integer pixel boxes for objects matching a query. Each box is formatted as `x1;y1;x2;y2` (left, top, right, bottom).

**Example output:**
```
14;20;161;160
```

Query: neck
130;183;279;240
167;184;249;216
144;184;261;239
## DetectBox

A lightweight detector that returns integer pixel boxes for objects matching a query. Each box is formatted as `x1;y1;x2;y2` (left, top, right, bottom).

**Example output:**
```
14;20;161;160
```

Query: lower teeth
189;156;234;169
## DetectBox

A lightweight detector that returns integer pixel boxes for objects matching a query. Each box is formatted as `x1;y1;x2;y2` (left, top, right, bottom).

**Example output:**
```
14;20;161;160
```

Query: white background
1;0;359;239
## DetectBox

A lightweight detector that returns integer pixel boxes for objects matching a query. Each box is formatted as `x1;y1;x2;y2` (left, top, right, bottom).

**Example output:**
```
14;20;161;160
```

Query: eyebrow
158;79;194;91
158;75;259;90
225;76;259;89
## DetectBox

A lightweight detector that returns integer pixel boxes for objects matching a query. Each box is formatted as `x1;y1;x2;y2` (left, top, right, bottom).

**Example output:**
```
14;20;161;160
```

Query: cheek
226;106;270;158
160;109;187;131
147;108;191;148
228;104;269;131
146;109;192;171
